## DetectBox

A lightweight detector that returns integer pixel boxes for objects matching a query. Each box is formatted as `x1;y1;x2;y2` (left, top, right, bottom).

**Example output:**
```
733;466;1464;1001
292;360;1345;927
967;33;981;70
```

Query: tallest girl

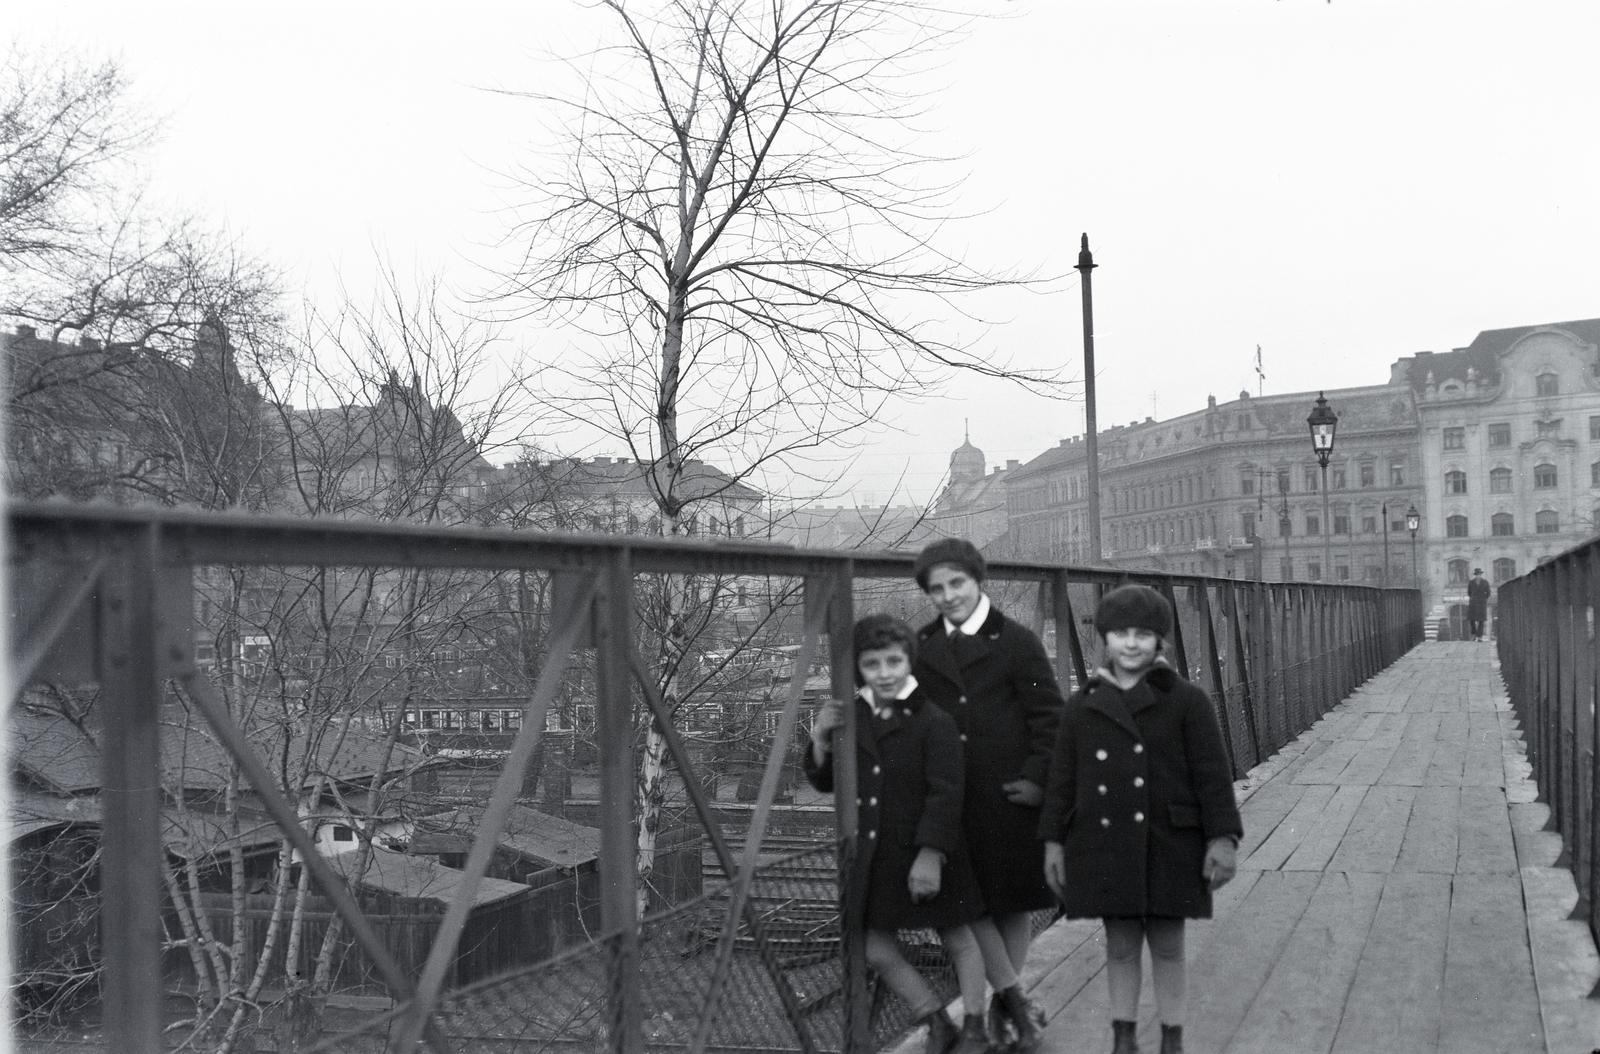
911;539;1062;1051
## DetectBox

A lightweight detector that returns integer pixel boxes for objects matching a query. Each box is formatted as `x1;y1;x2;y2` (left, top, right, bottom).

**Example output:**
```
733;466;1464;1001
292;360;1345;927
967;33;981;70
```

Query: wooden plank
1422;712;1469;786
1521;865;1600;1054
1236;781;1307;861
1378;714;1441;787
1329;872;1450;1053
1333;719;1406;786
1439;873;1545;1053
1225;871;1385;1054
1292;739;1364;785
1282;786;1369;872
1393;787;1461;874
1243;784;1338;871
1454;785;1517;876
1462;710;1506;788
1325;785;1418;874
1182;871;1322;1053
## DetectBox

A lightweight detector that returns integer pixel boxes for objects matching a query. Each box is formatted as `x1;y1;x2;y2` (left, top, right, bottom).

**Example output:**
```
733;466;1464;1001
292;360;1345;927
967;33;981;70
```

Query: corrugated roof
326;846;529;907
415;804;600;870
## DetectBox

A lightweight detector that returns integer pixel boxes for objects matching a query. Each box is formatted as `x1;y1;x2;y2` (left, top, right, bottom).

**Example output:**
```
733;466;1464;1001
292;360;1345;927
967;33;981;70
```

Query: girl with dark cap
1039;585;1243;1054
911;538;1062;1051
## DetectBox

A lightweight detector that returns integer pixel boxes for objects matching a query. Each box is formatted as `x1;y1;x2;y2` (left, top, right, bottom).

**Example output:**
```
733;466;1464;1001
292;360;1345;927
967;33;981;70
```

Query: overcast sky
14;2;1600;506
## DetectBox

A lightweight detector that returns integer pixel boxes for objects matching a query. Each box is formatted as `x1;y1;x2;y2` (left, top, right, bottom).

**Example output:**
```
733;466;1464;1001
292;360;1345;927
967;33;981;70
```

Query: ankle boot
948;1015;992;1054
922;1009;959;1054
985;992;1014;1050
1158;1024;1182;1054
996;985;1044;1053
1110;1019;1138;1054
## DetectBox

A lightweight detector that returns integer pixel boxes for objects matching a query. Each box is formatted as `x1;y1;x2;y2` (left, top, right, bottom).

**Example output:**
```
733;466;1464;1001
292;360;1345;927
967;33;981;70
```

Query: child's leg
1145;918;1187;1026
865;929;939;1014
937;925;988;1021
969;916;1021;990
993;911;1034;975
1103;918;1145;1021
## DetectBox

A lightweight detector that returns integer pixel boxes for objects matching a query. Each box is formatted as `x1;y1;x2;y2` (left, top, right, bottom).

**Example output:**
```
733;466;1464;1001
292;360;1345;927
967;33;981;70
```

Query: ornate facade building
933;317;1600;634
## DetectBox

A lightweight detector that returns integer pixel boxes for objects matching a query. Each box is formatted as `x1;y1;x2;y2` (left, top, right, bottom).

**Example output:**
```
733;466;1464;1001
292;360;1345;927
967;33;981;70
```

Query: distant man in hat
1467;568;1491;641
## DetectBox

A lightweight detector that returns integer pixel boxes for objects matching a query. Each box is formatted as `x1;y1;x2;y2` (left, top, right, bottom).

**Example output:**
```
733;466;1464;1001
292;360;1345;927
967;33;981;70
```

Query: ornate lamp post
1307;393;1338;580
1406;503;1421;589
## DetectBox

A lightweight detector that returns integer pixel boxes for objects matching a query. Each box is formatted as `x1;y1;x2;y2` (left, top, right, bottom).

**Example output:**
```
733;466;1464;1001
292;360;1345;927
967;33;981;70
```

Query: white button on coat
1095;749;1108;761
1133;777;1145;788
1134;812;1145;822
1133;744;1144;754
1100;817;1111;827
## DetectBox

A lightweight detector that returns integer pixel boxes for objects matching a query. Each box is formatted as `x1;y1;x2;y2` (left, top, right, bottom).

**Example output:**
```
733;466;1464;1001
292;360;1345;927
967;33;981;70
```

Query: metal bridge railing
6;503;1422;1054
1497;541;1600;972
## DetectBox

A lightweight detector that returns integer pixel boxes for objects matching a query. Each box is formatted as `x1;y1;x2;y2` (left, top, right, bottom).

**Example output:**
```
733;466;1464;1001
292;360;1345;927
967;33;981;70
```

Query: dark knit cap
1094;584;1174;638
912;538;986;590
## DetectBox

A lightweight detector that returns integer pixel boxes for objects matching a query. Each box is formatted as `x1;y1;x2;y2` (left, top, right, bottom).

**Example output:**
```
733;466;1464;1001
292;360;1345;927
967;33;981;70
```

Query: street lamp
1406;503;1421;589
1307;392;1338;580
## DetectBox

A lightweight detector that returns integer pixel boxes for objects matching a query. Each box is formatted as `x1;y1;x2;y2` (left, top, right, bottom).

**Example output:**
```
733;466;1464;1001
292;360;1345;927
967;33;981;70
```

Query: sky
12;1;1600;507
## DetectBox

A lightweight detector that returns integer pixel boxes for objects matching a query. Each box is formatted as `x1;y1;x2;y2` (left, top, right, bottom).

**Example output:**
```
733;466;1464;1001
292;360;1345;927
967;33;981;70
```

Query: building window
1333;513;1350;535
1240;473;1255;495
1493;558;1517;584
1276;469;1291;494
1365;565;1382;581
1492;513;1515;536
1489;423;1511;447
1537;419;1562;438
1445;470;1467;495
1490;467;1513;493
1336;564;1350;581
1536;509;1560;534
1535;463;1558;489
1305;467;1320;491
1592;461;1600;487
1591;416;1600;441
1281;558;1293;579
1362;515;1377;534
1448;559;1469;586
1390;460;1405;486
1308;561;1322;581
1332;467;1347;489
1537;372;1560;396
1443;427;1465;450
1306;515;1320;535
332;826;355;842
1446;514;1469;538
1279;517;1292;537
1359;463;1375;488
1391;516;1406;533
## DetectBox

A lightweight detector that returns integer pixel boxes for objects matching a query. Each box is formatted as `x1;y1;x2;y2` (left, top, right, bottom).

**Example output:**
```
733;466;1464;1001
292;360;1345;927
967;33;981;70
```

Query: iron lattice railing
1497;543;1600;975
6;503;1423;1054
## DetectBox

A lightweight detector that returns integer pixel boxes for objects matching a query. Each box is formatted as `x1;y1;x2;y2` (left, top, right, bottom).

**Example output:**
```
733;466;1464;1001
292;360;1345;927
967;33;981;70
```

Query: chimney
1007;459;1020;470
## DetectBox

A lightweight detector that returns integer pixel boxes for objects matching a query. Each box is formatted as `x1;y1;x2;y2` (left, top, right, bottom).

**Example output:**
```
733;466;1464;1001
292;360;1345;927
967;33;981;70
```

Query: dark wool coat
804;688;985;931
915;605;1064;914
1038;663;1243;920
1467;577;1491;621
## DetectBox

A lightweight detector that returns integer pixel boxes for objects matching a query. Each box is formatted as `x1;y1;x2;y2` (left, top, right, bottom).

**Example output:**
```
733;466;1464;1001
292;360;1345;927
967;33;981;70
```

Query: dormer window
1537;372;1560;396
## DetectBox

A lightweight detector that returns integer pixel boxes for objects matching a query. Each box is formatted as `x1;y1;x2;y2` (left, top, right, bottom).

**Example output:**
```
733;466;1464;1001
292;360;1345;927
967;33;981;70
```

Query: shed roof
326;846;528;907
414;804;600;870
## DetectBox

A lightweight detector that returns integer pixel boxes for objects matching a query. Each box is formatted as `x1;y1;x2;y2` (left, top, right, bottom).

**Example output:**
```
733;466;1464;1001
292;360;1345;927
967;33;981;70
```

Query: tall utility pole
1077;234;1102;564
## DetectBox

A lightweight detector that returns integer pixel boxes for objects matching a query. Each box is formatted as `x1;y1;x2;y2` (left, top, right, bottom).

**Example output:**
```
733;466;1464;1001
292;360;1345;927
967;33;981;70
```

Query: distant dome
950;435;985;483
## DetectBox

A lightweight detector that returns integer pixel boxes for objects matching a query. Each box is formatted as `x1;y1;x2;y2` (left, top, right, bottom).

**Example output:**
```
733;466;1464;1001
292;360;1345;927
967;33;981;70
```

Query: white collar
858;674;920;714
944;593;992;637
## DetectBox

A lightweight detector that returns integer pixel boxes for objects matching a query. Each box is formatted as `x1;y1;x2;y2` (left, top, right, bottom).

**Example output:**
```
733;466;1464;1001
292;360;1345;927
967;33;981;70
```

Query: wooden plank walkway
1021;642;1600;1054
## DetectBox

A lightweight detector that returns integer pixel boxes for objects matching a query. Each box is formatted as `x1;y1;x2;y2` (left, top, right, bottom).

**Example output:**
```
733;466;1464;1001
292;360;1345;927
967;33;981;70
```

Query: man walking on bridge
1467;568;1491;641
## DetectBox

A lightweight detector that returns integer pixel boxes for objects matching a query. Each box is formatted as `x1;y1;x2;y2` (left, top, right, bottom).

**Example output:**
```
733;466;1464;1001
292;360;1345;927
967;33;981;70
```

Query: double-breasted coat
1038;662;1243;920
915;605;1064;914
804;687;985;930
1467;576;1491;622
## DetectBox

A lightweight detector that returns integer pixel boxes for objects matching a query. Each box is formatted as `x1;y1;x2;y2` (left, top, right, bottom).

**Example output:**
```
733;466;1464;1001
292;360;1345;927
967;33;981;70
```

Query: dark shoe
1111;1019;1138;1054
986;992;1015;1051
949;1015;992;1054
997;985;1045;1053
1158;1024;1182;1054
923;1009;960;1054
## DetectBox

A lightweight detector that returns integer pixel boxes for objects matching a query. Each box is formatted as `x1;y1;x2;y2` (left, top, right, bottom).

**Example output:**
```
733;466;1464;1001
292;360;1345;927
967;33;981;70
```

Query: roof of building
412;803;601;870
326;845;529;907
6;789;102;843
1390;318;1600;395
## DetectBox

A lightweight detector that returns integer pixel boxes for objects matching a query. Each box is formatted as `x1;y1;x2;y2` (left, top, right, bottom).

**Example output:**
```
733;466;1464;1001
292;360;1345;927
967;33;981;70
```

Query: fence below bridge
6;503;1423;1054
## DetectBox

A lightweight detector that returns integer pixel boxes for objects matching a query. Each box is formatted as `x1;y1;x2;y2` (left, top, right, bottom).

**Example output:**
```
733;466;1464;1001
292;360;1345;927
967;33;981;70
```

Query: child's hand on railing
907;847;944;902
809;698;847;761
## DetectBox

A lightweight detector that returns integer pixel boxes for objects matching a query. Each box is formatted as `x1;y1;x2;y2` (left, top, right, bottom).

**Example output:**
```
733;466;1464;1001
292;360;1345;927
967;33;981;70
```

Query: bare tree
490;0;1057;901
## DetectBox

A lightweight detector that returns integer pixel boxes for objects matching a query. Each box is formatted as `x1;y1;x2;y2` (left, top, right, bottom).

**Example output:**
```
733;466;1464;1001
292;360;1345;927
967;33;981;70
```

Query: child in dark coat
806;614;989;1054
1039;585;1243;1054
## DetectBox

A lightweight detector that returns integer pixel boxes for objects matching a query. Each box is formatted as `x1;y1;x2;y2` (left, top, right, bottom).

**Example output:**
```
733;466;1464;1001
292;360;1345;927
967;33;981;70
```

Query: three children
811;554;1242;1054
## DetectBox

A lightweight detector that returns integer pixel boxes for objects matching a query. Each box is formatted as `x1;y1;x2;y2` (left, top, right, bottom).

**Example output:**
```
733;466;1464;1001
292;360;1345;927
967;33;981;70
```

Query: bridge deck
1025;642;1600;1054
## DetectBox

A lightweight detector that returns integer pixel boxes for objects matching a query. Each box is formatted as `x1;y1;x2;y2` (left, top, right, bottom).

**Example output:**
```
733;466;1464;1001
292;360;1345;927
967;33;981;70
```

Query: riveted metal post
594;551;640;1054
